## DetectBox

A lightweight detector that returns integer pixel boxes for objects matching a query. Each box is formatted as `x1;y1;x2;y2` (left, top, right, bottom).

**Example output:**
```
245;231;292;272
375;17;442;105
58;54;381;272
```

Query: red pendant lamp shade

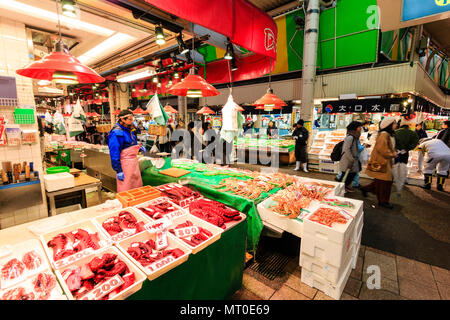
164;104;178;114
168;69;219;97
253;88;287;108
16;42;104;84
132;108;148;114
196;106;215;115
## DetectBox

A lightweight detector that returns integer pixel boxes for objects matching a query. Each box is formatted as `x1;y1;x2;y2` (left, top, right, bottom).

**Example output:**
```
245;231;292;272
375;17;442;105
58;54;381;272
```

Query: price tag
111;229;135;242
79;275;124;300
146;256;175;272
179;196;195;208
163;210;185;221
53;248;94;269
145;220;171;233
174;226;199;238
155;231;168;250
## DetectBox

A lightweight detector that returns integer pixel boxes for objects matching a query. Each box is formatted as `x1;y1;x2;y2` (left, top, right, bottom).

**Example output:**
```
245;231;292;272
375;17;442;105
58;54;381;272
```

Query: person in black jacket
292;119;309;172
266;121;278;139
436;120;450;148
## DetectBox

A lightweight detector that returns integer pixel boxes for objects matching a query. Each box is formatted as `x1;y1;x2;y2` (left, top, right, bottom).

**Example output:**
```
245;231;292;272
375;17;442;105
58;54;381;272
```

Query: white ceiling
0;0;151;65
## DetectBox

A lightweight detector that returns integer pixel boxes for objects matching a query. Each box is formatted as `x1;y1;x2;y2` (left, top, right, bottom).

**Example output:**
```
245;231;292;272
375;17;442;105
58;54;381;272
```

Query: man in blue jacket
108;110;146;192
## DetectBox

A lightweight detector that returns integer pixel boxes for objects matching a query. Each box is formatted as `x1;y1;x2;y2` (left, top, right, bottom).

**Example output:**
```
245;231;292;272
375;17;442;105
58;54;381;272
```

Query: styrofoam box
352;211;364;243
92;207;152;243
187;198;247;230
0;239;52;290
133;196;187;222
167;214;224;254
40;220;112;270
303;204;355;244
299;243;354;284
54;246;146;300
43;172;75;192
321;196;363;220
294;177;344;197
116;230;192;281
156;183;203;208
319;165;339;174
301;243;354;300
351;221;363;269
257;197;314;238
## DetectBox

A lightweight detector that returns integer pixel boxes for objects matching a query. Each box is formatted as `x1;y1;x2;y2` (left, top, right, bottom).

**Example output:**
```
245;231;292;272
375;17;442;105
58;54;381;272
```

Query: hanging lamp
168;32;219;98
253;58;285;109
164;104;178;114
16;1;104;84
196;106;215;115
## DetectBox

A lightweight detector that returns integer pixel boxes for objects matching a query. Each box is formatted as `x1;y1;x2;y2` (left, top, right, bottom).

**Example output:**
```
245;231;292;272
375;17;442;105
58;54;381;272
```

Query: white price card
179;196;195;208
110;229;135;242
145;220;171;233
155;231;169;250
79;275;124;300
53;248;95;269
146;256;175;272
173;226;199;238
163;210;185;221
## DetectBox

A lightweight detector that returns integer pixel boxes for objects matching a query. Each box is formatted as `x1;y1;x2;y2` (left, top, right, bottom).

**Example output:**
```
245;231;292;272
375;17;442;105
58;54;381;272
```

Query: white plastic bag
360;148;370;165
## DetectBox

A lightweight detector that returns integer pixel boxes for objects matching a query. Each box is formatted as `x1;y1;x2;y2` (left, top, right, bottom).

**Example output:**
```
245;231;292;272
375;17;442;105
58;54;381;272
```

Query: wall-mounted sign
402;0;450;21
321;98;405;113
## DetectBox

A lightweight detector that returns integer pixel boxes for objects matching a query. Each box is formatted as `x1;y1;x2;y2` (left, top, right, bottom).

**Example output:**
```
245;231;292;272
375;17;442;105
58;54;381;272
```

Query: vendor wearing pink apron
108;110;146;192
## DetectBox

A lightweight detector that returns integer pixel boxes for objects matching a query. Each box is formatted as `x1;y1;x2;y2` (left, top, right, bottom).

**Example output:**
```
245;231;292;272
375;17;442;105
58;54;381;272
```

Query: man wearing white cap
418;138;450;191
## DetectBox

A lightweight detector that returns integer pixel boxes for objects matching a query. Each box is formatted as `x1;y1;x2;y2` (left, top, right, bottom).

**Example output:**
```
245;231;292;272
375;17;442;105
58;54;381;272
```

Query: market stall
234;137;296;165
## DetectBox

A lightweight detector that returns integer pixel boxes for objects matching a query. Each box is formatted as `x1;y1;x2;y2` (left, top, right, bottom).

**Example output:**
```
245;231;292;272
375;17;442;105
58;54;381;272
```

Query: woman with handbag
361;117;398;209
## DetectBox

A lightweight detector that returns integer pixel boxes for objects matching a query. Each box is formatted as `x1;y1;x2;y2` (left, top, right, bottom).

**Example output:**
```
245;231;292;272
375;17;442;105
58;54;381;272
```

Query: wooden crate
115;185;162;207
96;124;112;133
148;125;166;136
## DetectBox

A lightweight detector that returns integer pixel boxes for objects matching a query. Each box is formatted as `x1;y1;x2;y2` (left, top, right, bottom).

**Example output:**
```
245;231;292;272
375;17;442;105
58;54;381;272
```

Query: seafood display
214;178;272;199
169;221;213;247
61;253;136;300
126;240;185;268
321;198;355;209
47;229;102;261
136;198;182;220
0;272;62;300
1;258;25;282
157;184;201;206
307;207;350;227
189;199;242;229
1;249;44;285
269;188;312;219
101;210;146;236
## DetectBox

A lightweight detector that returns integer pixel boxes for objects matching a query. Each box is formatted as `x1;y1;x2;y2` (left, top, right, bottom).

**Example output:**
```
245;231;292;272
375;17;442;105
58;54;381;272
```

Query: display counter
234;137;296;165
0;200;247;300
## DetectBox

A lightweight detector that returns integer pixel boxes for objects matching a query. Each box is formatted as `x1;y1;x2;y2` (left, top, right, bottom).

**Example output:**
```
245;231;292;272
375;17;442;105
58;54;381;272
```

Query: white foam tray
40;219;112;270
92;207;151;243
156;183;203;208
320;196;363;220
133;196;187;222
0;239;52;290
167;214;224;254
300;243;354;300
44;172;75;192
116;230;191;281
54;246;146;300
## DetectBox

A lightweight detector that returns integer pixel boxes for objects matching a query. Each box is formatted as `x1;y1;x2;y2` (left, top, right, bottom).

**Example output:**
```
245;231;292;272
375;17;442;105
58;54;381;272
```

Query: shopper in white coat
418;138;450;191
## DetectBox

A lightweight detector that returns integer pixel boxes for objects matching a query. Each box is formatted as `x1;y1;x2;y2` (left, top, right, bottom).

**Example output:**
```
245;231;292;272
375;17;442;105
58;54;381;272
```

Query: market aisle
233;245;450;300
230;163;450;270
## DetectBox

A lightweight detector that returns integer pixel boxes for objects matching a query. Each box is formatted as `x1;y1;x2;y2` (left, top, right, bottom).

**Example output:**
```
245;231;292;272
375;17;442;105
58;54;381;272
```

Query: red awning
144;0;277;83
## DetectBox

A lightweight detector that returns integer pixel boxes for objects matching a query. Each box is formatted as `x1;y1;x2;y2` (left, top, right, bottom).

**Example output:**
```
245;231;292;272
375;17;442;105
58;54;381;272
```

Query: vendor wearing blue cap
108;110;146;192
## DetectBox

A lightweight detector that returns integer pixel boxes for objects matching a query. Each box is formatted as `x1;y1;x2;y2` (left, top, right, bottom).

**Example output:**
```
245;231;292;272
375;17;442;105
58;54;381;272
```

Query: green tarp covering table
141;163;281;252
127;218;247;300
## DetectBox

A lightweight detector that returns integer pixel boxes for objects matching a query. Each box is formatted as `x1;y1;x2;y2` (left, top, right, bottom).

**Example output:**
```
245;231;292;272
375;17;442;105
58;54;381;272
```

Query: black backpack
330;140;344;162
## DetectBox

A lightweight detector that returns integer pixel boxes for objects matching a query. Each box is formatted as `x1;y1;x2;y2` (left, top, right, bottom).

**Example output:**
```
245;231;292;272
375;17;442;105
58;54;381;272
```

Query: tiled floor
233;246;450;300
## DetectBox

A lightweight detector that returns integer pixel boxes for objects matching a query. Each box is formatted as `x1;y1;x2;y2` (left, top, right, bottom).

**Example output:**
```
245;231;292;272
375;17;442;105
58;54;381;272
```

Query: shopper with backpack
337;121;363;193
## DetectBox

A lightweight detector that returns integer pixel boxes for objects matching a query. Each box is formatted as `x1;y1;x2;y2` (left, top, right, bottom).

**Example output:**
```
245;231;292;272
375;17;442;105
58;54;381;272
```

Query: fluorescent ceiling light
0;0;114;37
77;33;136;65
117;66;156;82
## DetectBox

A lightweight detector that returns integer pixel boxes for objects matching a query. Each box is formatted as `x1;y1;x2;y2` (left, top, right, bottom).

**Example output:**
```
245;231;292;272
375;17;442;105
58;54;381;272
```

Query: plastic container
40;220;112;270
43;172;74;192
14;108;35;124
54;246;146;300
0;239;50;290
300;243;354;300
116;185;162;207
167;214;223;254
92;208;152;243
46;166;70;174
116;230;191;281
0;269;67;300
